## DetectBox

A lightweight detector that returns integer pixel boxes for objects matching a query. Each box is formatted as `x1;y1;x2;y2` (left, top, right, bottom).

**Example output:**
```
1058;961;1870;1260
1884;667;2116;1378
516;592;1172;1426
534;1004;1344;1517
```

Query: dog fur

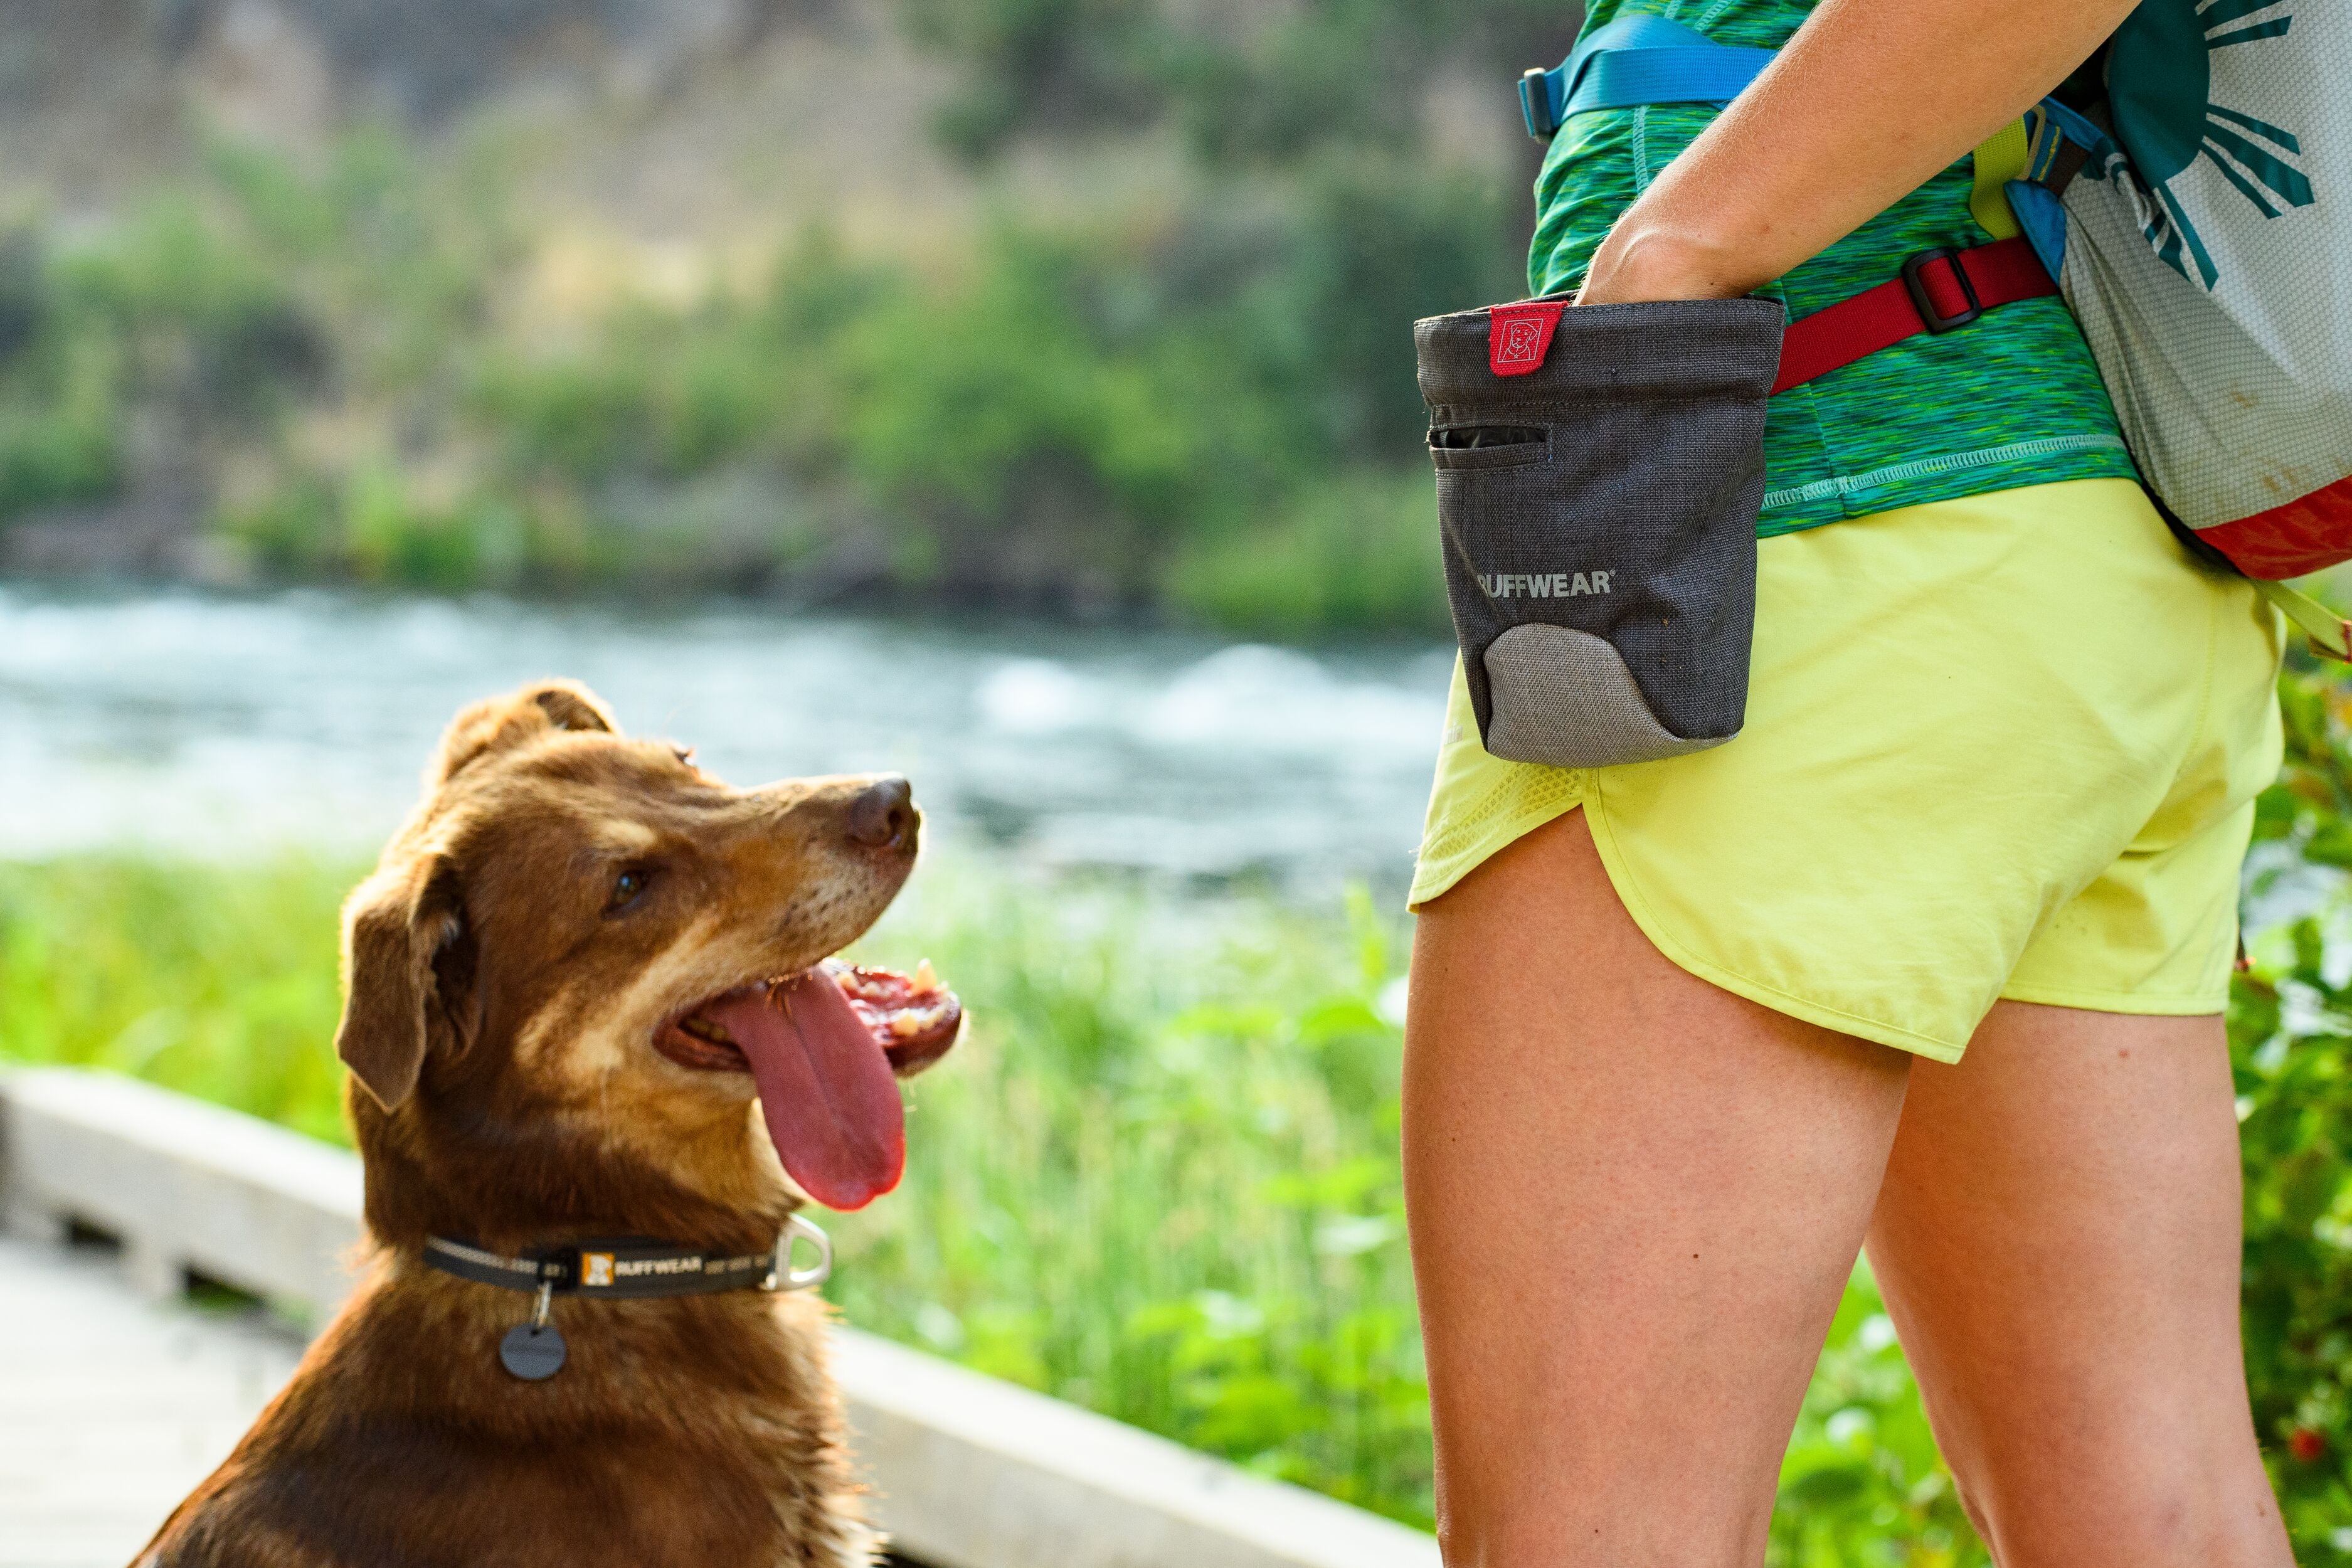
136;680;934;1568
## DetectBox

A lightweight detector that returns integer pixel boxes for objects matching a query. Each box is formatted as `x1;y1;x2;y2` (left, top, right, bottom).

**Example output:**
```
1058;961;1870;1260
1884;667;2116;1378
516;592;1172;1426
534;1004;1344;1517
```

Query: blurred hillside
0;0;1572;632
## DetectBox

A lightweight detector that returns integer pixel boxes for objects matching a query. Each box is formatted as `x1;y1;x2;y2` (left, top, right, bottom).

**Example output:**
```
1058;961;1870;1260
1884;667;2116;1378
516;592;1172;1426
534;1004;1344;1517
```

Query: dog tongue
704;972;906;1211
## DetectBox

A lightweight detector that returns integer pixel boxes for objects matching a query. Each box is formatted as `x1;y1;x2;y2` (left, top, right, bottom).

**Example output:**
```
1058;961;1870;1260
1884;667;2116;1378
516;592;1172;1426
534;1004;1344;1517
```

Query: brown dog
135;681;960;1568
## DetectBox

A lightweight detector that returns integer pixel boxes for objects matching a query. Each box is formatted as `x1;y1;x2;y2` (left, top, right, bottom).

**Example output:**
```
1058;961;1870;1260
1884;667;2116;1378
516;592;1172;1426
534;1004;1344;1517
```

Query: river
0;585;1454;896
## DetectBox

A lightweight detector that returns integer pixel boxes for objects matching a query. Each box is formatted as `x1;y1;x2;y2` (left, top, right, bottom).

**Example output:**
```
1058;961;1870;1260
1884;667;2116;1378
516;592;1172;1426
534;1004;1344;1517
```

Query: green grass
5;667;2351;1560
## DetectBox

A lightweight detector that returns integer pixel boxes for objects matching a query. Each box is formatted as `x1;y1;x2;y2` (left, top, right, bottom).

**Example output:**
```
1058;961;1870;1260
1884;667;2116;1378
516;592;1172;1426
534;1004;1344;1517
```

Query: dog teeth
912;959;939;994
679;1015;734;1046
887;1004;950;1039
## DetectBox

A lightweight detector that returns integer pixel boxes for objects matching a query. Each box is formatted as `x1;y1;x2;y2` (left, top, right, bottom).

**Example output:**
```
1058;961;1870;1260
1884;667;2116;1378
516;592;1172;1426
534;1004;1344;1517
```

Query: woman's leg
1403;809;1914;1567
1864;1000;2293;1567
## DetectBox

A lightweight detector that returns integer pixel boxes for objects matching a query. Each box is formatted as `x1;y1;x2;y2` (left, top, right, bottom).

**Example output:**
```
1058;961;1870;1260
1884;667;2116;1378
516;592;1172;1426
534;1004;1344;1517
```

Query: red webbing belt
1769;237;2057;396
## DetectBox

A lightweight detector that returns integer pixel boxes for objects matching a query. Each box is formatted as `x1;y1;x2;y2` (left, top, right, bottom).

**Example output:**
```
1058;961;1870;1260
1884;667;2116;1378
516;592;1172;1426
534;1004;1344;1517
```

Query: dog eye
672;746;694;766
608;869;652;911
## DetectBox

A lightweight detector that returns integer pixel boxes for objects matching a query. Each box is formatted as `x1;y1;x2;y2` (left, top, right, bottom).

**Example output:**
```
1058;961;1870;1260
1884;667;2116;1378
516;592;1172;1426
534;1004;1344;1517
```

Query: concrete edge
0;1067;1438;1568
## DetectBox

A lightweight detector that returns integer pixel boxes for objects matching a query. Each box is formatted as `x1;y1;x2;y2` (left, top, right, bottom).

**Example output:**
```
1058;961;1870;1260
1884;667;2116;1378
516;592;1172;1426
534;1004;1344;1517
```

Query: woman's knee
1950;1447;2292;1568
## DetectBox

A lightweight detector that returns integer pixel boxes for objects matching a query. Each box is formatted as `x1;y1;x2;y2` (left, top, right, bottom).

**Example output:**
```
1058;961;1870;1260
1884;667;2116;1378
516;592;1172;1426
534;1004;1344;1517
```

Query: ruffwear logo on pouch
1496;317;1546;364
1479;571;1611;598
1487;300;1567;377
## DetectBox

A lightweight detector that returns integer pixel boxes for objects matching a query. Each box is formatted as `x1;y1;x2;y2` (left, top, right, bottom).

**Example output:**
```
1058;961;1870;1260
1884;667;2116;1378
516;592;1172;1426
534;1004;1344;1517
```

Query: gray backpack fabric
1416;295;1785;768
2008;0;2352;583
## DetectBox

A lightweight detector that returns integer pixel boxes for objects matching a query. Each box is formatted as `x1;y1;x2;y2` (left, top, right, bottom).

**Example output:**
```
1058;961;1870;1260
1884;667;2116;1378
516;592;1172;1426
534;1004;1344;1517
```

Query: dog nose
846;775;916;851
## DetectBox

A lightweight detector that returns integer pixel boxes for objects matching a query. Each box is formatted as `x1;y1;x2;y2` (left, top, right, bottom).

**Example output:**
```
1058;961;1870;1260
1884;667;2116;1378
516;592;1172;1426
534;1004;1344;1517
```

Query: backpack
1518;0;2352;655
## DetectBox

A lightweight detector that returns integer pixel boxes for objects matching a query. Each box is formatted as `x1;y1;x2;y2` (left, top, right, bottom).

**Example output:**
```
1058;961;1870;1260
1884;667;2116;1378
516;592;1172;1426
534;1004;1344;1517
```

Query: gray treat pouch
1416;294;1785;768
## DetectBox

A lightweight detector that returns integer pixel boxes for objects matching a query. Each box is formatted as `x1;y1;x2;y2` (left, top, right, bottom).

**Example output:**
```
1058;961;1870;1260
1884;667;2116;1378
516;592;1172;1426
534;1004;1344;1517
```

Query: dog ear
336;852;464;1109
526;682;617;734
430;679;620;784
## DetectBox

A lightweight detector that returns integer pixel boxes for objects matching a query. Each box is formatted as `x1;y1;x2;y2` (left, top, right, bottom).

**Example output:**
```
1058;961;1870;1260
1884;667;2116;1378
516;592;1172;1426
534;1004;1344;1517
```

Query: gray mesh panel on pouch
1416;296;1784;768
1482;624;1727;767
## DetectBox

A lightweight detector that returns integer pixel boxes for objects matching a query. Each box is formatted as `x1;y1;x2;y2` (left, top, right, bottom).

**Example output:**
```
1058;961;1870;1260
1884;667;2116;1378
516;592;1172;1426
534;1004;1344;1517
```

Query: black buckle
1900;247;1981;333
1520;67;1562;140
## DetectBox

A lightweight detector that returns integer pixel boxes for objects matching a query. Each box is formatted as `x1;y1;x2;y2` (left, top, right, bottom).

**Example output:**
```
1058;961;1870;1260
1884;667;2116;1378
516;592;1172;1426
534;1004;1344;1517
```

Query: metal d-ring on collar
772;1211;833;1291
420;1214;835;1380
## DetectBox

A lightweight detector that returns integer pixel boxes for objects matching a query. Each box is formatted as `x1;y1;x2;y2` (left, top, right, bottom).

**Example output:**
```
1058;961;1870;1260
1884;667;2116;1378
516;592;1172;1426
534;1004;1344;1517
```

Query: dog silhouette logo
581;1252;616;1288
1485;301;1566;377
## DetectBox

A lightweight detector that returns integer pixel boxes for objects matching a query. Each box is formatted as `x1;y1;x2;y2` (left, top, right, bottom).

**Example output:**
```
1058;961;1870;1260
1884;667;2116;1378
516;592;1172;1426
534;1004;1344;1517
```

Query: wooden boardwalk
0;1234;302;1568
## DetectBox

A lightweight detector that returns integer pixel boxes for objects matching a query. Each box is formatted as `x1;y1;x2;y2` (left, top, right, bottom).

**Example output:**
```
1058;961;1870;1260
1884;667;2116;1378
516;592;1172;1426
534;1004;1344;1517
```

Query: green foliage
12;144;1488;623
896;0;1572;167
1263;160;1525;457
2235;669;2352;1563
1168;470;1449;637
220;468;529;591
0;236;122;522
0;345;120;522
0;857;349;1147
1;1;1551;631
0;125;497;534
830;228;1209;565
1776;1281;1979;1566
55;197;328;435
829;877;1433;1515
470;305;793;485
899;0;1166;159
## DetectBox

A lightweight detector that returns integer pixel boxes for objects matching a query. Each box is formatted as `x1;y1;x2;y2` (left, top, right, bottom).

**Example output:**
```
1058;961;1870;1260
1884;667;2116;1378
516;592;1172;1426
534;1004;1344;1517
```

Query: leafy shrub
2235;668;2352;1562
0;363;120;522
899;0;1166;159
896;0;1573;168
1774;1279;1978;1565
1168;470;1448;637
0;238;122;522
58;198;328;426
829;228;1213;569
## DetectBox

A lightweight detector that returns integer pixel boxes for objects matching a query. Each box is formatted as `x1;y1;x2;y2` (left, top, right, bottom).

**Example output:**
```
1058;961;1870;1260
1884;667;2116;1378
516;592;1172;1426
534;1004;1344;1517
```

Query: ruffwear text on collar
422;1214;831;1300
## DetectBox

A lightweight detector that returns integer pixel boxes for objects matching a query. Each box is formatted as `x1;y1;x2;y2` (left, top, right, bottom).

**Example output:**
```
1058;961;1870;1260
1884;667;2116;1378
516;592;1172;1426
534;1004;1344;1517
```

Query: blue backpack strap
2002;97;2109;284
1521;15;1778;140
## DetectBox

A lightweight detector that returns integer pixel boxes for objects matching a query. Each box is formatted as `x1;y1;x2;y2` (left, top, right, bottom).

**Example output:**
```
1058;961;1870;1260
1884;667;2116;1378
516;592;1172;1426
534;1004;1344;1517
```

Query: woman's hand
1575;0;2144;305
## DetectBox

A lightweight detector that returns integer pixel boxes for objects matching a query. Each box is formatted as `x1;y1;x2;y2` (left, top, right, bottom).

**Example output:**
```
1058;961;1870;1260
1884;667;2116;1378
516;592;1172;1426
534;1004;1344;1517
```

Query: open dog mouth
655;961;962;1212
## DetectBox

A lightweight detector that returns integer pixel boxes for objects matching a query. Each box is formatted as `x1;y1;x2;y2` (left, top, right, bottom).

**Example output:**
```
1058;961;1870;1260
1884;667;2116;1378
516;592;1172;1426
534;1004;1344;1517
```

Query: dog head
336;681;958;1253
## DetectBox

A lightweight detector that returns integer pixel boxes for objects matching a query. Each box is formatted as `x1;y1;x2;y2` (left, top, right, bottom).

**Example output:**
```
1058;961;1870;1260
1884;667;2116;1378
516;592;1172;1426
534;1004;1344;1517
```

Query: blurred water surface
0;586;1453;894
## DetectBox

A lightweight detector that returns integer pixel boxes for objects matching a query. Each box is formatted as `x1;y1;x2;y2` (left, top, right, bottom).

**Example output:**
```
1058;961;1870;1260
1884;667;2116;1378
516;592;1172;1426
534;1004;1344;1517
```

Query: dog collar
422;1216;832;1300
421;1216;832;1380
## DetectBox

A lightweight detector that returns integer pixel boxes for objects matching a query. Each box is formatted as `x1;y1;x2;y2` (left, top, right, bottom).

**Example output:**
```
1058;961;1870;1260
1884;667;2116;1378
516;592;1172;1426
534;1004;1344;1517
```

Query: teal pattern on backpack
1530;0;2140;536
2107;0;2313;287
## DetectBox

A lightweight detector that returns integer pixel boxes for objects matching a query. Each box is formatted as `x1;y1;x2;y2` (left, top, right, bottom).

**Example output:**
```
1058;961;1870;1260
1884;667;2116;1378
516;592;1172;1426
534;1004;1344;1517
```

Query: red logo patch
1488;302;1566;377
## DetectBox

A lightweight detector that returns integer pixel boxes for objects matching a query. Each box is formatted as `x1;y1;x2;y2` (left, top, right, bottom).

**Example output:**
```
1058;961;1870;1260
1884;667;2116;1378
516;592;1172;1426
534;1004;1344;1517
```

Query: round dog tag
499;1323;566;1380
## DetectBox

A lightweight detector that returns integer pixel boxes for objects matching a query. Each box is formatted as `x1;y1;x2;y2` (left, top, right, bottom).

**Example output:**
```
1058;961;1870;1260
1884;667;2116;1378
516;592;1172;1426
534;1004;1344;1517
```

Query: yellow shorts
1411;478;2285;1062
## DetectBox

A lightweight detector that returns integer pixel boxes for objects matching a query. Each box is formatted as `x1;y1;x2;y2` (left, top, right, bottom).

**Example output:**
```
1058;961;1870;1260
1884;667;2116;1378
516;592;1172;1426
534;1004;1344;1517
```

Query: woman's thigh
1403;808;1913;1568
1864;1000;2293;1568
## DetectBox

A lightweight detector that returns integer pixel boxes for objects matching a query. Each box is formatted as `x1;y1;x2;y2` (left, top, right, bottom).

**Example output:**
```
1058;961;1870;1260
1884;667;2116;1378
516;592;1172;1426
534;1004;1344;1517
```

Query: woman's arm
1576;0;2141;305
